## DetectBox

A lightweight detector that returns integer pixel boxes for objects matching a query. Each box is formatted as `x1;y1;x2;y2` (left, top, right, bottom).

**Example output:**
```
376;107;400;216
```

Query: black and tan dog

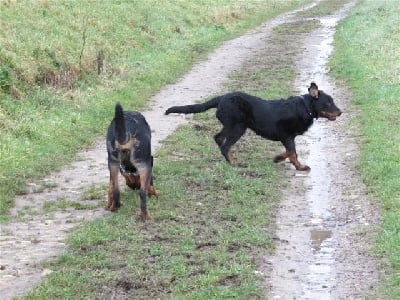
106;103;159;220
165;82;341;171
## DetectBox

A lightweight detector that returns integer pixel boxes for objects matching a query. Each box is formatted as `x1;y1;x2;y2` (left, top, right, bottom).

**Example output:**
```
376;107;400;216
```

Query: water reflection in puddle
311;229;332;252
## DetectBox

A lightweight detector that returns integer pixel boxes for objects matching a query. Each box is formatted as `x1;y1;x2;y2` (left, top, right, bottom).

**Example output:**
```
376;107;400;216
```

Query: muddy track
262;2;381;299
0;1;380;299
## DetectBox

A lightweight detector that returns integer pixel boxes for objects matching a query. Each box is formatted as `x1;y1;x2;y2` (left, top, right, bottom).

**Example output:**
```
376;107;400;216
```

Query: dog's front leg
287;151;310;171
277;138;310;171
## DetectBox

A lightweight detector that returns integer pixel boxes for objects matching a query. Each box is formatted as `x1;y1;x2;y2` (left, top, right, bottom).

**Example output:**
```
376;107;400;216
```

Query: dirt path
262;2;381;299
0;1;380;299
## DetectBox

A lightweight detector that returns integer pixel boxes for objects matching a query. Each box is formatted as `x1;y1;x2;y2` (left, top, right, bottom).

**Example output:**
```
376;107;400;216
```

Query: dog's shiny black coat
106;103;158;220
166;82;341;171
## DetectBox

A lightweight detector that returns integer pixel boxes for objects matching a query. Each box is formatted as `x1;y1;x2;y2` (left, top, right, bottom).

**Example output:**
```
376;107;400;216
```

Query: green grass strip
330;1;400;297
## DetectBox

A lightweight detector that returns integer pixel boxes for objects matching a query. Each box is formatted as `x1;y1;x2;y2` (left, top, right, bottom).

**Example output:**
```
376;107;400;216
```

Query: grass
297;0;350;17
227;17;318;97
80;184;108;201
0;0;312;220
43;197;99;213
330;0;400;298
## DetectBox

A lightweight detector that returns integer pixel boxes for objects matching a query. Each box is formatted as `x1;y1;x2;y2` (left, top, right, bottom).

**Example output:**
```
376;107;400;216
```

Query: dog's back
107;106;151;161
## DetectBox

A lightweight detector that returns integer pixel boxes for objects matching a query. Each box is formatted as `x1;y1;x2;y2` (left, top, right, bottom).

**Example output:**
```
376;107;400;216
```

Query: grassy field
0;0;310;220
330;0;400;297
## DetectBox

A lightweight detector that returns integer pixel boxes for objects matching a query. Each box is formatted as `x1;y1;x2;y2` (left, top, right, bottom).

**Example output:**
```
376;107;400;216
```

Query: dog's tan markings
148;180;160;196
106;185;113;209
288;151;310;171
214;129;227;146
319;110;341;121
274;151;290;163
116;135;136;151
123;174;141;190
226;148;238;164
123;173;159;196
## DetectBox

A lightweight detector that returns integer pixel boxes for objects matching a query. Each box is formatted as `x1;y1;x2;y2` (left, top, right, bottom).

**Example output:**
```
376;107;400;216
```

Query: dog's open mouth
320;111;339;121
327;115;337;121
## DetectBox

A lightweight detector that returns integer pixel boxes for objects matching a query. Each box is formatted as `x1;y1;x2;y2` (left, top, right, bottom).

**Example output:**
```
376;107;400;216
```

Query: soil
0;1;381;299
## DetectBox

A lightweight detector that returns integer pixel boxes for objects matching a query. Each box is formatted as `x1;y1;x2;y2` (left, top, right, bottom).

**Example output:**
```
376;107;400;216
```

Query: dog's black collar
300;95;318;119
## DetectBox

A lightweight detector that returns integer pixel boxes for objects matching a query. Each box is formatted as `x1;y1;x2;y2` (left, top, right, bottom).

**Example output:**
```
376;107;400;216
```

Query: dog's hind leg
148;176;160;196
214;128;227;146
107;164;122;211
288;152;310;171
137;167;153;221
147;156;160;197
219;125;246;164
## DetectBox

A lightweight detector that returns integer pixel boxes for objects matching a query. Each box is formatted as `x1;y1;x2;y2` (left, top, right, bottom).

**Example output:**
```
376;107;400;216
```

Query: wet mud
0;1;380;299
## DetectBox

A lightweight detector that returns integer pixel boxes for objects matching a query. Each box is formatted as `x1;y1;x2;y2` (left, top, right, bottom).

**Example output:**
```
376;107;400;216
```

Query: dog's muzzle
321;110;342;121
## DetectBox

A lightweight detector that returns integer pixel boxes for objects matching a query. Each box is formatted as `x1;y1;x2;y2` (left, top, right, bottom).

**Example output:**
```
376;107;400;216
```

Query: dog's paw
297;165;311;172
139;210;153;222
148;186;160;197
105;202;122;211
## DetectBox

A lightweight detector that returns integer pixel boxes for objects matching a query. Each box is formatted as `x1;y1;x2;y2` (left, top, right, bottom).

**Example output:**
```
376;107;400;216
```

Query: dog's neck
300;95;318;119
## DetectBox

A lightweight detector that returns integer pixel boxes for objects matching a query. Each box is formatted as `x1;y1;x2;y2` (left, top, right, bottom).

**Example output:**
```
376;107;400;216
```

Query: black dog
165;82;341;171
106;103;159;220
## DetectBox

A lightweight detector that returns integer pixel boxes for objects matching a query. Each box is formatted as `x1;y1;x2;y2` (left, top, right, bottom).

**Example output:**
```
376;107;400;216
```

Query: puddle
310;229;332;252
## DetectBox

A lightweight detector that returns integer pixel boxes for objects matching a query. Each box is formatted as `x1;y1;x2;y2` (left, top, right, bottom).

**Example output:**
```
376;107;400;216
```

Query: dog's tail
114;102;127;144
165;96;221;115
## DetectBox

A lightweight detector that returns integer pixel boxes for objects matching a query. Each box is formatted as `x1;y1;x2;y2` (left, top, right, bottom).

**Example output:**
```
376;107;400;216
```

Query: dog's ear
308;82;319;99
